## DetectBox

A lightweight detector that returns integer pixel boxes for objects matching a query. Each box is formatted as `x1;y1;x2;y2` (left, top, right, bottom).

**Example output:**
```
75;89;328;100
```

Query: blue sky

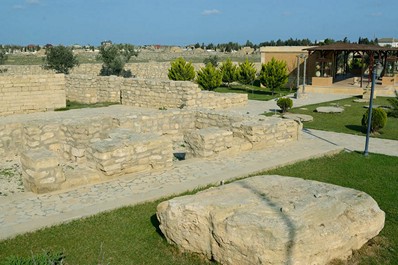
0;0;396;46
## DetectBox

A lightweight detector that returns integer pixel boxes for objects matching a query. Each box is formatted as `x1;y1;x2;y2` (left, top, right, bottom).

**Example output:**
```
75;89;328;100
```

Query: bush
97;44;137;77
220;58;237;87
387;91;398;118
259;57;289;95
168;57;195;81
236;59;257;85
196;63;222;90
43;45;79;74
361;107;387;133
203;55;218;67
277;97;293;113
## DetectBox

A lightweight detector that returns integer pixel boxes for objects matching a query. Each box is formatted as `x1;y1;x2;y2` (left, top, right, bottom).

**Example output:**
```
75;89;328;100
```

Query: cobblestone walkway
0;131;342;240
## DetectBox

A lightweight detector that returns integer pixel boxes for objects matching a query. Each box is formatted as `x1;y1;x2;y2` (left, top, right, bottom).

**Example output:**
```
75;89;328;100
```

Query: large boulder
157;175;385;265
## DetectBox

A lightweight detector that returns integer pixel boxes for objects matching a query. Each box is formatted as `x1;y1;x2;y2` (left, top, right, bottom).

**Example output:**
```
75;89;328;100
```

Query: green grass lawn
286;96;398;140
215;84;292;101
0;152;396;264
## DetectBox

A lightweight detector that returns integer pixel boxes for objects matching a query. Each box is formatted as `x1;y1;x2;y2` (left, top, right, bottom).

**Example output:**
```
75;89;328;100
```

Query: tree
259;57;289;94
43;45;79;74
0;48;7;65
220;58;237;87
236;59;257;85
97;44;137;77
203;55;218;67
196;63;222;90
168;57;195;81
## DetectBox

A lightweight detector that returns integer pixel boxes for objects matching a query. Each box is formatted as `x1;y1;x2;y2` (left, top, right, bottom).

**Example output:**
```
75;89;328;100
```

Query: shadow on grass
151;214;166;239
345;125;366;134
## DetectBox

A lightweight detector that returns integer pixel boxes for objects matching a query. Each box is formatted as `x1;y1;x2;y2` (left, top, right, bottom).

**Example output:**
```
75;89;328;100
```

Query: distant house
378;38;398;48
101;40;113;46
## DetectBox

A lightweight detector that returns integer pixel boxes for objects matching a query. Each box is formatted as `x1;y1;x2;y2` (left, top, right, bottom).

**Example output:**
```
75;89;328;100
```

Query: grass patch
284;96;398;140
0;152;396;264
54;101;120;111
215;84;292;101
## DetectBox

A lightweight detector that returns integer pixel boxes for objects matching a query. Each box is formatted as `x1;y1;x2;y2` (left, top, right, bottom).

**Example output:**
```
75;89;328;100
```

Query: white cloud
370;12;382;17
282;11;292;17
12;5;25;9
202;9;220;16
26;0;41;4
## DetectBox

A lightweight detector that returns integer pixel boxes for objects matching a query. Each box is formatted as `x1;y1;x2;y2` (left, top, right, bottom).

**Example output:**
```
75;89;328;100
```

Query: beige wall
260;46;316;87
0;74;66;116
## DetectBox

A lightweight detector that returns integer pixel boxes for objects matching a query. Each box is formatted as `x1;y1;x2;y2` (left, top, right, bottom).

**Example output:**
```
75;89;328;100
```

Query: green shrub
203;55;218;67
236;58;256;85
42;45;79;74
220;58;237;87
168;57;195;81
3;251;65;265
196;63;222;90
259;57;289;95
277;97;293;113
361;107;387;133
387;90;398;118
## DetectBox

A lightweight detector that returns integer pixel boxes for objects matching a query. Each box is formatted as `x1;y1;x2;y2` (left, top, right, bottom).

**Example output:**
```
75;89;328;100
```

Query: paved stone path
1;93;397;241
0;131;344;240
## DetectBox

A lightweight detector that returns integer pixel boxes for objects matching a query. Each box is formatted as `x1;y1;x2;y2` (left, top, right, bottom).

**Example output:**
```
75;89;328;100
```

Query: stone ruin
157;175;385;265
0;106;301;193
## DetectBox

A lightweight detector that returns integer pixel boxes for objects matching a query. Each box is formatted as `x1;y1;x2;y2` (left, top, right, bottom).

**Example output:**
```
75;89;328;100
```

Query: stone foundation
7;106;300;193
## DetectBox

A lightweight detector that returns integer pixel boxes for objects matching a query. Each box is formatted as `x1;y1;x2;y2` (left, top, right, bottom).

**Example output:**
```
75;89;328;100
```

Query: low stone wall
0;74;66;116
66;75;248;109
65;74;122;103
2;106;300;193
1;62;262;79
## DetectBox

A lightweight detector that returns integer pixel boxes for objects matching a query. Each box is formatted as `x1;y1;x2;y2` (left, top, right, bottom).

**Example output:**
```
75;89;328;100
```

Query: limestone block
184;127;233;157
157;175;385;265
20;148;65;193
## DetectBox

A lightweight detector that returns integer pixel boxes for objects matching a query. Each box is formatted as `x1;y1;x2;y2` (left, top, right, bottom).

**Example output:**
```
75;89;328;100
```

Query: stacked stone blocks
0;74;66;116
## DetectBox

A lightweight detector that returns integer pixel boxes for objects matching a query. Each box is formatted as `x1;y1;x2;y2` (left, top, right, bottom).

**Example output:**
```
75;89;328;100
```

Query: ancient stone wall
66;75;248;109
1;62;261;79
0;74;66;116
1;106;300;193
65;74;122;103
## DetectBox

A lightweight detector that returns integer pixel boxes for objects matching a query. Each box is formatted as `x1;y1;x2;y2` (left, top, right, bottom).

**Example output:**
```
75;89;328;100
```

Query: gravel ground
0;159;24;196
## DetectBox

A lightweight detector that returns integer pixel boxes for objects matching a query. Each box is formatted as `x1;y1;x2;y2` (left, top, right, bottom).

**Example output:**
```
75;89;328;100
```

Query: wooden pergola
304;43;398;87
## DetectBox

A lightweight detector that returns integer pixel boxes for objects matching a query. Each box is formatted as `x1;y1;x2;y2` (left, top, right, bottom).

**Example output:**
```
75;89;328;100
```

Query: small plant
259;57;289;95
220;58;237;87
277;97;293;113
158;106;167;110
387;90;398;118
196;63;222;91
236;58;257;85
167;57;195;81
43;45;79;74
361;107;387;133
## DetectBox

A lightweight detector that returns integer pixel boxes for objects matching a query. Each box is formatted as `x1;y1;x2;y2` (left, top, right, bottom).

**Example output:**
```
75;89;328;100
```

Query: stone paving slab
0;131;343;241
305;129;398;157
